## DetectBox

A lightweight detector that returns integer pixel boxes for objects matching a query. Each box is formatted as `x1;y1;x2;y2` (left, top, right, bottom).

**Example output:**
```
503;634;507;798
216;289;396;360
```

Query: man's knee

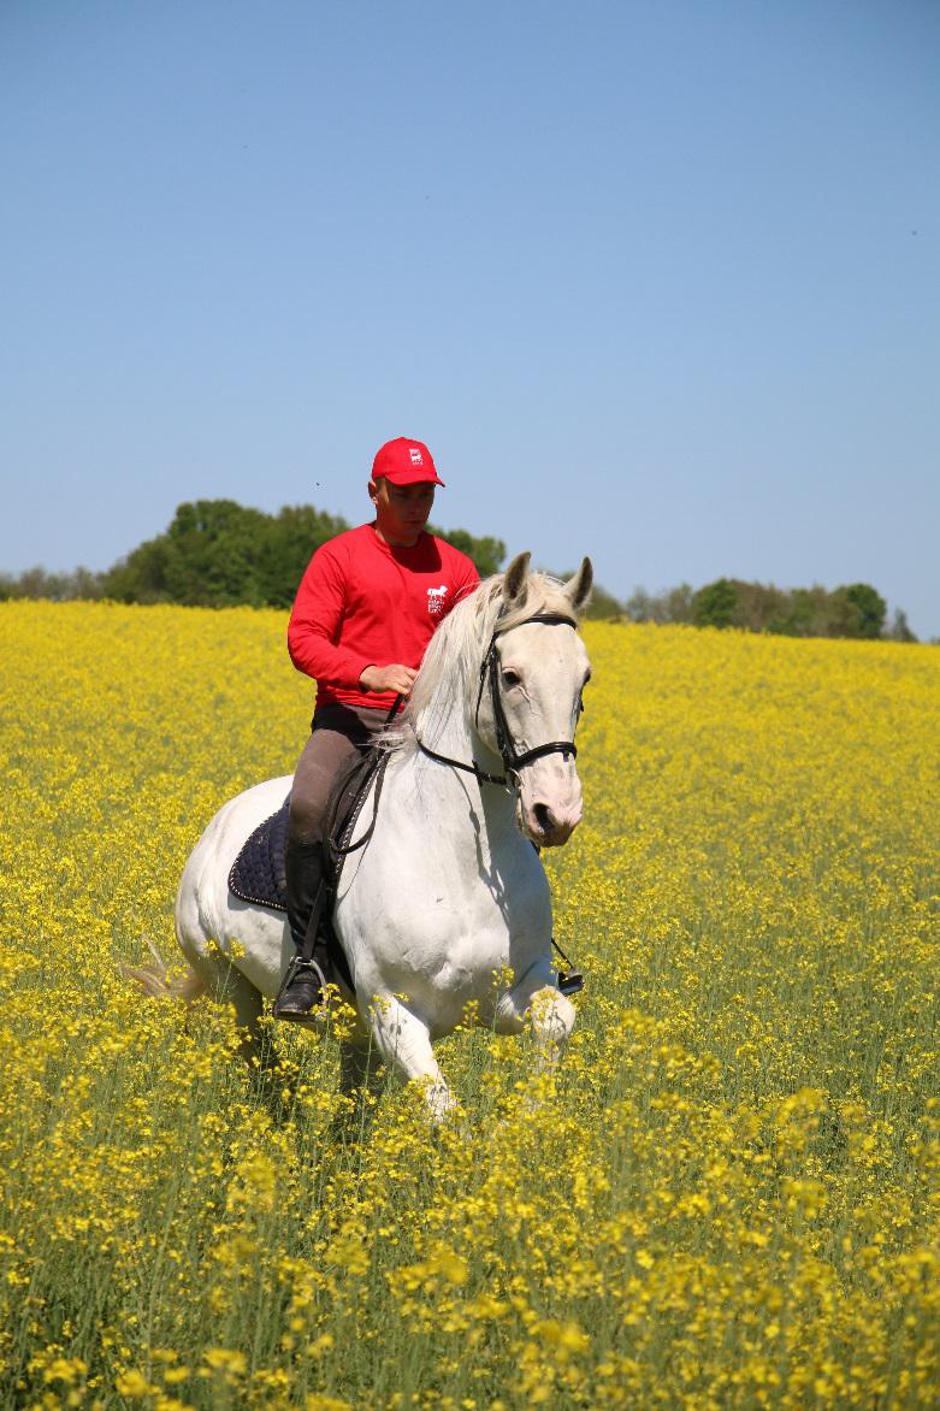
288;798;321;846
289;760;332;843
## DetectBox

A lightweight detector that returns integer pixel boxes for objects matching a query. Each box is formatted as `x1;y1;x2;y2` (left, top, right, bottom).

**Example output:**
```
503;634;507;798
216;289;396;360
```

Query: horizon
0;490;927;637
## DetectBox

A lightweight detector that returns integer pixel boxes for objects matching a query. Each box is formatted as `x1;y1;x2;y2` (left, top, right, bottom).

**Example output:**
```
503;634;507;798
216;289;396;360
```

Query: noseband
416;612;581;789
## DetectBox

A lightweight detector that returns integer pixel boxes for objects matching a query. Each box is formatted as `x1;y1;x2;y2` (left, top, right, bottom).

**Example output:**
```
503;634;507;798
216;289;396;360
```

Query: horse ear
563;557;593;613
502;551;531;608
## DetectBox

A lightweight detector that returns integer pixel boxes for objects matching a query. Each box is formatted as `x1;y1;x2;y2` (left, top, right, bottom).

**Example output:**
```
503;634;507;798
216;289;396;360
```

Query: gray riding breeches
288;702;390;846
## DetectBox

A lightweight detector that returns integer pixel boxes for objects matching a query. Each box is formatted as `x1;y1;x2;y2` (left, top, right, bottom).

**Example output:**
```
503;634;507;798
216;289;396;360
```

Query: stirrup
272;955;330;1024
551;934;583;996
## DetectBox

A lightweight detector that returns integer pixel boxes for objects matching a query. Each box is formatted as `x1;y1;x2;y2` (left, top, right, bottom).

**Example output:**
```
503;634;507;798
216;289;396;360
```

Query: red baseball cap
371;437;446;487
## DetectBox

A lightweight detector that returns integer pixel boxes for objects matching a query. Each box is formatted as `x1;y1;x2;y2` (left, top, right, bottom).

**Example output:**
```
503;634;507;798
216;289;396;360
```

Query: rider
273;436;480;1021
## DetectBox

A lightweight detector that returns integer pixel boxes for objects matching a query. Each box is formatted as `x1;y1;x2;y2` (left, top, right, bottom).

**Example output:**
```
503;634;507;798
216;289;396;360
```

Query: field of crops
1;599;938;1410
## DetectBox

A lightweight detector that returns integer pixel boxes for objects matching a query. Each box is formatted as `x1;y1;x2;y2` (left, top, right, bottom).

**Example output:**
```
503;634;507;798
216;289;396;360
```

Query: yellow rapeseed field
1;600;938;1410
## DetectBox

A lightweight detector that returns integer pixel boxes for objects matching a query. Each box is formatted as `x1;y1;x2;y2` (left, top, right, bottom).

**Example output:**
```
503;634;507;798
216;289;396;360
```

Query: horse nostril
533;803;554;835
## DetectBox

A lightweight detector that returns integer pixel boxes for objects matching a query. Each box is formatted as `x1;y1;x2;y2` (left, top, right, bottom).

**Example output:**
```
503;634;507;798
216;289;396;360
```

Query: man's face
369;478;435;547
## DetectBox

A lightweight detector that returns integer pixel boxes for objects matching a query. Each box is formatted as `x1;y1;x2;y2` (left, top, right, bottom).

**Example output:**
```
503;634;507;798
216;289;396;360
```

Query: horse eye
502;669;521;688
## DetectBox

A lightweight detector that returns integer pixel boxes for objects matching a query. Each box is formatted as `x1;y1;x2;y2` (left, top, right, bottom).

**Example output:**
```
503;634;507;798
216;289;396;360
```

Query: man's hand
359;663;418;696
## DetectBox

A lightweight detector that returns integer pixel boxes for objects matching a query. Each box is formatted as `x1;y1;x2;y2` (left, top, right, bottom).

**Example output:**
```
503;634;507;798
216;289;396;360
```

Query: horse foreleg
368;996;456;1123
494;965;576;1074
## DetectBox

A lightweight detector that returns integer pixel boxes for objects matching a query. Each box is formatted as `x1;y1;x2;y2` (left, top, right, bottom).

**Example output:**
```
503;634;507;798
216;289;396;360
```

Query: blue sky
2;1;938;634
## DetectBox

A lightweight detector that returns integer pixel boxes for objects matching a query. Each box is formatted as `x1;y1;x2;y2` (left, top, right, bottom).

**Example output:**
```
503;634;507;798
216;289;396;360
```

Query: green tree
769;586;820;636
165;499;270;605
102;500;347;608
664;583;695;624
102;500;260;606
627;584;694;625
101;536;172;604
429;525;506;578
841;583;887;639
257;504;349;608
0;565;105;601
887;608;917;643
693;577;738;629
581;582;623;620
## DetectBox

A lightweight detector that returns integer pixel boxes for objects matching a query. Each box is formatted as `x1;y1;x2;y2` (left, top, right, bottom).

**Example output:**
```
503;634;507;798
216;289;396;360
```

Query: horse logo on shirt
426;585;447;617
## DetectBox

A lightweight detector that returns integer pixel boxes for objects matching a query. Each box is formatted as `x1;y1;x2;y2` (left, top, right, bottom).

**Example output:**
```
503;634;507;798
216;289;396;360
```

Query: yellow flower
115;1370;154;1398
202;1347;247;1376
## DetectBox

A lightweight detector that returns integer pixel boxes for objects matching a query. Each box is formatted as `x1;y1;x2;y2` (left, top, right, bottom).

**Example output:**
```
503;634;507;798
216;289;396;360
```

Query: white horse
172;552;592;1120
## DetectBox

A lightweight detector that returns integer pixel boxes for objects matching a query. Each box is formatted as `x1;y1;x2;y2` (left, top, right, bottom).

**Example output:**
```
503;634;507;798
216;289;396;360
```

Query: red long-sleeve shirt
288;524;480;712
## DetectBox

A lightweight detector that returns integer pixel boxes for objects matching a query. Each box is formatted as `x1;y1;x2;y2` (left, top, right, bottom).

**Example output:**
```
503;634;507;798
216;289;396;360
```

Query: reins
416;611;581;789
414;738;510;788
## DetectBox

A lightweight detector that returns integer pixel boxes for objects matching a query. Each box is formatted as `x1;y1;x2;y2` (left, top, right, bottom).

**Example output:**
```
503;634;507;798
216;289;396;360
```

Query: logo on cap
409;447;424;466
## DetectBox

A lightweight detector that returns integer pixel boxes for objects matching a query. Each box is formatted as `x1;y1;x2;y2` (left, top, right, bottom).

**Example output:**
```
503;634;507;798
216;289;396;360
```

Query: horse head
475;552;593;847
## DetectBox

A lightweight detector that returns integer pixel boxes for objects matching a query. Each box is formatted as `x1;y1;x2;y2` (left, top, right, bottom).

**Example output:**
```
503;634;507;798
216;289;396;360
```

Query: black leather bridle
416;612;582;789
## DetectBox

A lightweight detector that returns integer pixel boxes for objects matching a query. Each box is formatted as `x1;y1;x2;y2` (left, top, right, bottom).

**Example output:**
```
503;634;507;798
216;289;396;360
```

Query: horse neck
408;627;508;796
413;684;504;781
408;702;516;849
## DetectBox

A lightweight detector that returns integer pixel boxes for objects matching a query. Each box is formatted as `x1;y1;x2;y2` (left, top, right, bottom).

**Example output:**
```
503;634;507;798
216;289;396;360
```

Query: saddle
228;748;390;985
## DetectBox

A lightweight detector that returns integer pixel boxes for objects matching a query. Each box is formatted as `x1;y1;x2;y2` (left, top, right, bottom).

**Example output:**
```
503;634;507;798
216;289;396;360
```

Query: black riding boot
273;838;330;1022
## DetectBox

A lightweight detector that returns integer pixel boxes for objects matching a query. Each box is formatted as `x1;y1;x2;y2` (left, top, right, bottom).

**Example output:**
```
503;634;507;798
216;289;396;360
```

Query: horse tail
121;937;206;1003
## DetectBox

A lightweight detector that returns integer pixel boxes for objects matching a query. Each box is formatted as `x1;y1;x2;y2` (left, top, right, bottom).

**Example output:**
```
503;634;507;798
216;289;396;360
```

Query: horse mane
384;571;581;753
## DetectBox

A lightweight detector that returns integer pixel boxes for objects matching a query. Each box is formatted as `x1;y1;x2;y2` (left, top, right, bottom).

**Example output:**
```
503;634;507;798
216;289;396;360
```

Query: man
273;436;480;1021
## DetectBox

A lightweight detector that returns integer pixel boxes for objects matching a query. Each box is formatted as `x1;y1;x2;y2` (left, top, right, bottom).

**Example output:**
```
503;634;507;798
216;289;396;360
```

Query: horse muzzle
516;770;583;848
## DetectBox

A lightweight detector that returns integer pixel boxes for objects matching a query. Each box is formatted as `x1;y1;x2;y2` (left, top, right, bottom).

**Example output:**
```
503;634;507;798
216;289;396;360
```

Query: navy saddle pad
227;749;388;912
228;795;291;911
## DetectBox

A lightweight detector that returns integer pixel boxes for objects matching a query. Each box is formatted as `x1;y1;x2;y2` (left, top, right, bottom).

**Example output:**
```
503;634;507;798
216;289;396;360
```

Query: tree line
0;497;921;641
0;500;507;611
619;577;917;642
